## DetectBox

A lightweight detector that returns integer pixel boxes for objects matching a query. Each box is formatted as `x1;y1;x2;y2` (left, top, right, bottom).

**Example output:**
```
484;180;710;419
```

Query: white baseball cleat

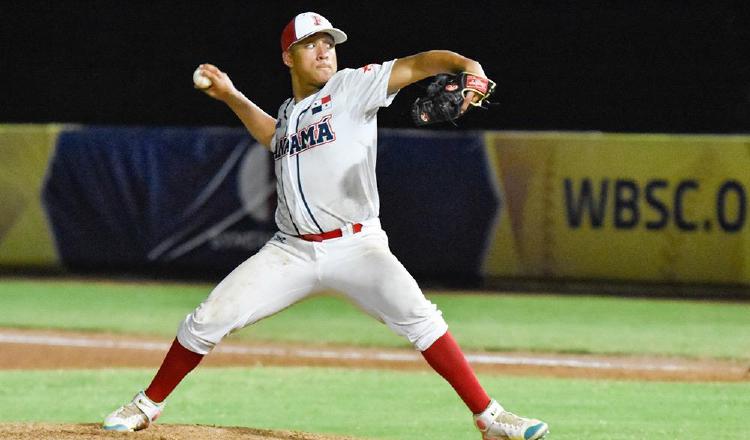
102;391;164;432
474;399;549;440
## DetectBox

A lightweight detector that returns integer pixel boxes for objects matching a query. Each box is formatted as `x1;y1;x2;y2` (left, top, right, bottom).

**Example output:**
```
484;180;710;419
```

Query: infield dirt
0;423;360;440
1;327;748;439
2;328;747;382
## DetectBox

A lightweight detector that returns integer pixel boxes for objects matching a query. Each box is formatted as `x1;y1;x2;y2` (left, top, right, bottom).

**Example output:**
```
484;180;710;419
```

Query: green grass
1;278;748;359
0;367;747;440
1;278;749;440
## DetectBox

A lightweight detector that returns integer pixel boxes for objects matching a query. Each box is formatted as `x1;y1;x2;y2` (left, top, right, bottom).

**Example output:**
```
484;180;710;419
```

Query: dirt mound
0;423;359;440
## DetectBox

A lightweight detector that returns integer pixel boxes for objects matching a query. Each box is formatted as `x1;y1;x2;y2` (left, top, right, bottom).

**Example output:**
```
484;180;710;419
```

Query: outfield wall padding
0;124;747;288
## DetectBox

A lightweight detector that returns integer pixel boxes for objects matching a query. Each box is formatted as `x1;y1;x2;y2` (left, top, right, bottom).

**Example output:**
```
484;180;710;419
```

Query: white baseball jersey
270;60;398;235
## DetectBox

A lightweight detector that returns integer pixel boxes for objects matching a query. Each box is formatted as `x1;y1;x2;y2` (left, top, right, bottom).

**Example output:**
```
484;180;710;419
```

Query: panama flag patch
311;95;332;114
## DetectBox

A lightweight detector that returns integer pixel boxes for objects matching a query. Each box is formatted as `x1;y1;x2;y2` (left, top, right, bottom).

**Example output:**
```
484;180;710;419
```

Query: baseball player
103;12;548;440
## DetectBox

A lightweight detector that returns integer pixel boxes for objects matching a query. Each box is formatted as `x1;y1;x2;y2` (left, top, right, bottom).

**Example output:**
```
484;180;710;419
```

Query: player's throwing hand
193;64;237;102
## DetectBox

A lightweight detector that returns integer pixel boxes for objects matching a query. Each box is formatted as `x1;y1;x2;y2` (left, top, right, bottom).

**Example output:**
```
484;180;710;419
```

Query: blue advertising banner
378;130;499;282
43;126;276;273
40;126;498;281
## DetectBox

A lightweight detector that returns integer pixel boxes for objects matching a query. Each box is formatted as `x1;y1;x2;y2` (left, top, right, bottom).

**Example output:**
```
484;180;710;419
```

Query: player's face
288;33;337;87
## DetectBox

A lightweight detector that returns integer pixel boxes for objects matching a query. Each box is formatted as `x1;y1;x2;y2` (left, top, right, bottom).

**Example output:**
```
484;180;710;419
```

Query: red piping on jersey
299;223;363;242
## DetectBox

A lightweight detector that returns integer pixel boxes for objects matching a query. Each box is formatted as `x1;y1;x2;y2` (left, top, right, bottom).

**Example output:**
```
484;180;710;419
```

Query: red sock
421;331;491;414
144;338;204;403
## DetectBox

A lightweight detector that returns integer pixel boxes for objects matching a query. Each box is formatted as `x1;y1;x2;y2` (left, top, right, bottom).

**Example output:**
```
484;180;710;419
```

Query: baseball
192;67;212;89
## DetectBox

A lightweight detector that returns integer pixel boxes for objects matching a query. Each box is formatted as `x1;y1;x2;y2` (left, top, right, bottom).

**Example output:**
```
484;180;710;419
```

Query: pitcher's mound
0;423;359;440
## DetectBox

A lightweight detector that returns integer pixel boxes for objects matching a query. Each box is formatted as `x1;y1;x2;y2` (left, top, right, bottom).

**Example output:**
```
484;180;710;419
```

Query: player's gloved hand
412;72;496;126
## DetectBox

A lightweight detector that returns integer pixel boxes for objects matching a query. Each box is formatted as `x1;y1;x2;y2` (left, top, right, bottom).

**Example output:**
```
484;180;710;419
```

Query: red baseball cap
281;12;347;52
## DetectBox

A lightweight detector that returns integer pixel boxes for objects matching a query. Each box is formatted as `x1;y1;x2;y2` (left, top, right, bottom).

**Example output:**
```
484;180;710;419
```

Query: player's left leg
320;224;548;440
320;227;488;409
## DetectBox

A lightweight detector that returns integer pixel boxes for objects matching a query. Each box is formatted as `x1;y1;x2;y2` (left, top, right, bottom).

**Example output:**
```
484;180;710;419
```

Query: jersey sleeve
339;59;399;119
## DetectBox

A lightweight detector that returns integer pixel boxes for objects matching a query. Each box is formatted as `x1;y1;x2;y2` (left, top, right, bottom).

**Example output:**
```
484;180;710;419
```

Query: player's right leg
103;234;319;431
176;236;319;356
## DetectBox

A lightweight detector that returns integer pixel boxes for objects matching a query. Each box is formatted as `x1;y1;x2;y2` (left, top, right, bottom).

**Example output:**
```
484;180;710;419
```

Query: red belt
299;223;363;242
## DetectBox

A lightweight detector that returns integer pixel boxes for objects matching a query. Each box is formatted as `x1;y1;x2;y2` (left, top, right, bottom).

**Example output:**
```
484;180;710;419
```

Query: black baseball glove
412;72;496;126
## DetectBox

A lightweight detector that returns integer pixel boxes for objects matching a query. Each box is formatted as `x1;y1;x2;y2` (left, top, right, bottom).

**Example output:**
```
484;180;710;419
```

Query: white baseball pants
177;218;448;354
